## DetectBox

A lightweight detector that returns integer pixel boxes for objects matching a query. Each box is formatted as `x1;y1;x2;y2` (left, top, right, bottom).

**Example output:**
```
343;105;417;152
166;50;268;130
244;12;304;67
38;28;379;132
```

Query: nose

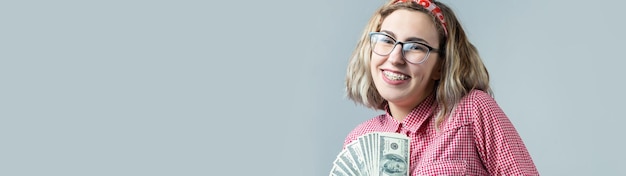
387;43;405;65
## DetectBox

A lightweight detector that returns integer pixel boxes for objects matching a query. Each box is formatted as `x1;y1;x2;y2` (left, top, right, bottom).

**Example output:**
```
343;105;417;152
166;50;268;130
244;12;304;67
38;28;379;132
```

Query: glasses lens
370;32;433;64
403;43;429;63
371;34;395;56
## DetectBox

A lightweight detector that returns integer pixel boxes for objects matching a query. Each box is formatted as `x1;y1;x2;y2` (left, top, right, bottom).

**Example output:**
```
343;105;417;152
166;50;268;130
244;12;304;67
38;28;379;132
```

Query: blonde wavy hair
345;0;492;126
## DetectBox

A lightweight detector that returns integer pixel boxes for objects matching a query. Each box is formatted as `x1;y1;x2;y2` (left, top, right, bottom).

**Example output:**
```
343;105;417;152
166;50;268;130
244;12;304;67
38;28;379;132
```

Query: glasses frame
369;32;440;64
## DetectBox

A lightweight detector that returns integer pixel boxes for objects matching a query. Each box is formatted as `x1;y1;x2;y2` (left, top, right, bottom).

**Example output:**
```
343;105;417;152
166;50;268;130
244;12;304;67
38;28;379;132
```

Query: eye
379;36;395;44
373;34;395;45
405;43;428;52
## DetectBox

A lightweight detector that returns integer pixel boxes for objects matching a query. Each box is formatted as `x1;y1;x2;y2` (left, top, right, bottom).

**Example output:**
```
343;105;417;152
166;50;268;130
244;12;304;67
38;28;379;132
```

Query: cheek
369;57;380;72
371;65;378;75
412;61;439;77
427;60;442;80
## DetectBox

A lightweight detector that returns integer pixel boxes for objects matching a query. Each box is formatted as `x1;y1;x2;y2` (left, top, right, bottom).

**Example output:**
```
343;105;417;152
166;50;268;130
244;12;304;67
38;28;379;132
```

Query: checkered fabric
344;90;539;175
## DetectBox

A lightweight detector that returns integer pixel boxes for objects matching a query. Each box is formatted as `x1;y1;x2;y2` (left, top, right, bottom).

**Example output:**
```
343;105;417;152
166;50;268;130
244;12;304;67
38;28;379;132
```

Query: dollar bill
378;132;410;176
330;132;410;176
371;132;379;175
333;149;357;176
359;134;371;175
329;164;348;176
338;147;359;175
346;141;367;175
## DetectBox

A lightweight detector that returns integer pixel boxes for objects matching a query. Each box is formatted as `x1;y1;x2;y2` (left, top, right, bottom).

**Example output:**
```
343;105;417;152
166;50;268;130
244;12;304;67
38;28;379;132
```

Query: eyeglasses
369;32;440;64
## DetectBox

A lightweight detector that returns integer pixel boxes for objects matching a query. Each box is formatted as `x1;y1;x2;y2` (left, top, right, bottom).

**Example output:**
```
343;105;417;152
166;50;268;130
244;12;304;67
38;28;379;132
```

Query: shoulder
455;89;510;129
461;89;494;104
452;90;504;124
343;114;386;147
457;89;499;112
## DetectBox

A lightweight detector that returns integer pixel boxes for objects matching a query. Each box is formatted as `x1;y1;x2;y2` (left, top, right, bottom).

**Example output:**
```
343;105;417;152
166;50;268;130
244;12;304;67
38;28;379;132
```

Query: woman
343;0;539;175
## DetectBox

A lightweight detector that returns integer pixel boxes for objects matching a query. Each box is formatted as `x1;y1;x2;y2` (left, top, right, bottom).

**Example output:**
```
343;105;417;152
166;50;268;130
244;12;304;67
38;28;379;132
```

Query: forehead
379;9;439;45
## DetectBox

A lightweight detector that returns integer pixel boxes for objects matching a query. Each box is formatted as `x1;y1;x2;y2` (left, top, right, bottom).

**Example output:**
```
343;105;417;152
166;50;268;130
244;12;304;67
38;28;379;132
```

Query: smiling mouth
383;70;410;81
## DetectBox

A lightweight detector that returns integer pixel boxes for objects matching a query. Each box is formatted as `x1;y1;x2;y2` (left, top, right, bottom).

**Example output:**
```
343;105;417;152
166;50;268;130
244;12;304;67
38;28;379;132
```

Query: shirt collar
384;93;437;133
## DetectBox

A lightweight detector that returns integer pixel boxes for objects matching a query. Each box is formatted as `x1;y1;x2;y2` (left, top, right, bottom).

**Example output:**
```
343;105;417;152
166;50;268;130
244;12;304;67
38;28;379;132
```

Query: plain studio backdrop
1;0;624;175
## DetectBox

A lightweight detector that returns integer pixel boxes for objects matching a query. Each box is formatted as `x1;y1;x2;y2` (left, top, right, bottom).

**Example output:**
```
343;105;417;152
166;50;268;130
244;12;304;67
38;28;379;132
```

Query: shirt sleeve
470;92;539;175
342;120;373;149
343;121;366;149
343;129;358;149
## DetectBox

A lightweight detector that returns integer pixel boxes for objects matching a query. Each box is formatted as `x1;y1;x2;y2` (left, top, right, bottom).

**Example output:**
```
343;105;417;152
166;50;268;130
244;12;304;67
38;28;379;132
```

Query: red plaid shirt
344;90;538;175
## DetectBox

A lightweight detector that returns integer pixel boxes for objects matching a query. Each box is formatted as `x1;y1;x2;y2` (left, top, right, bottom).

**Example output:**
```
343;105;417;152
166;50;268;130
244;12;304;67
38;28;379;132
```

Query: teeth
383;71;409;81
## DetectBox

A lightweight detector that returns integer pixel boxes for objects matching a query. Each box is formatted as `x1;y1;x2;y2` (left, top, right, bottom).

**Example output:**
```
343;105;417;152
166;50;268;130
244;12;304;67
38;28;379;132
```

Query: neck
388;88;434;122
389;105;412;122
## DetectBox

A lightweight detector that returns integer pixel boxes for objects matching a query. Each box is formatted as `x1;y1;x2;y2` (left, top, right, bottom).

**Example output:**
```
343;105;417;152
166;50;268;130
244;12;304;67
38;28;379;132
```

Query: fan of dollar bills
330;132;410;176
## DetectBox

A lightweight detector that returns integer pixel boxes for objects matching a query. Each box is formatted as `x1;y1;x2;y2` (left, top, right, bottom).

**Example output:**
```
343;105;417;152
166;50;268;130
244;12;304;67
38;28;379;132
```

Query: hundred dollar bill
338;147;359;175
366;133;376;175
333;150;357;176
329;164;348;176
346;140;367;175
358;134;371;175
330;132;411;176
378;132;410;176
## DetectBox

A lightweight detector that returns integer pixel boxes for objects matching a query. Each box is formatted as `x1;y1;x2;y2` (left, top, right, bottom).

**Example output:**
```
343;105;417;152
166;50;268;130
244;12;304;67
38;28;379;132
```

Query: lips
383;70;410;81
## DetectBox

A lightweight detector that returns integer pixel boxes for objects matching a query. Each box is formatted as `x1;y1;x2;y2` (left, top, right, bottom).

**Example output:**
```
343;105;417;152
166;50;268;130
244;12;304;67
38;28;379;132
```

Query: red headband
395;0;448;36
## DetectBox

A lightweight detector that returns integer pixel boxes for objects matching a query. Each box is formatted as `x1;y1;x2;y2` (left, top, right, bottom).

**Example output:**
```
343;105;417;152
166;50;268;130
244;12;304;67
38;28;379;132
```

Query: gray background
1;0;624;175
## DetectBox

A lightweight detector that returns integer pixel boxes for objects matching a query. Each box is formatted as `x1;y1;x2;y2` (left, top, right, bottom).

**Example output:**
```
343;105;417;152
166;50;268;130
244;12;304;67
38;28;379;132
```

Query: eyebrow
380;30;430;44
